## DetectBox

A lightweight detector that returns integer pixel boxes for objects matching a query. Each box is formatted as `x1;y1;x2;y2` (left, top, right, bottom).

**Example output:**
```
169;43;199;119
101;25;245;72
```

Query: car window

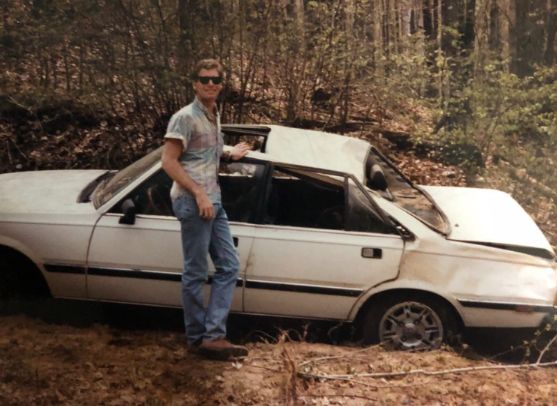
222;125;271;152
264;167;345;230
219;161;267;223
346;179;397;234
108;160;266;220
93;147;163;208
110;169;173;216
263;166;396;234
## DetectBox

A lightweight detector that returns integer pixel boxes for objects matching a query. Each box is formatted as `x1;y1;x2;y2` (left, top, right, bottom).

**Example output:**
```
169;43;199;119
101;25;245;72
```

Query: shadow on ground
0;297;351;343
1;297;554;363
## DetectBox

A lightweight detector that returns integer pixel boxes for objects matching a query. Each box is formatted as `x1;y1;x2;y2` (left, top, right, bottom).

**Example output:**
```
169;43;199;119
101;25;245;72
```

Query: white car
1;125;556;350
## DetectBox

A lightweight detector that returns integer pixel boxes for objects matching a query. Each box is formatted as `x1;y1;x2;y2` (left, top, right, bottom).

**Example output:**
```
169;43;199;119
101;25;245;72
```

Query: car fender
347;278;465;324
0;229;91;299
348;264;556;329
0;235;46;272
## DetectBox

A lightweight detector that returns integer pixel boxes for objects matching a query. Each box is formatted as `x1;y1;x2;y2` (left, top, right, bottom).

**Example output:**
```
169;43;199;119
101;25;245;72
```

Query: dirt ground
2;301;557;405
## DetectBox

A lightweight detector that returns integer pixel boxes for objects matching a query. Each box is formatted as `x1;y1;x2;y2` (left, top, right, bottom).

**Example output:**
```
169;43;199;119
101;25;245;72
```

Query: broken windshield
365;147;449;234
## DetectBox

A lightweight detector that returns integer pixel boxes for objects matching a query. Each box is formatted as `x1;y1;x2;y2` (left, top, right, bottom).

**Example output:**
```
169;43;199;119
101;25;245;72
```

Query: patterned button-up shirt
164;97;223;203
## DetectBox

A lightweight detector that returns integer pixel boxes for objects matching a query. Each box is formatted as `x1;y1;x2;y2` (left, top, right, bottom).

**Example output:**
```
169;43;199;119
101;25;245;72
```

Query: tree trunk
341;0;355;126
372;0;384;76
513;0;547;75
498;0;515;70
294;0;305;39
544;0;557;65
474;0;491;73
178;0;196;84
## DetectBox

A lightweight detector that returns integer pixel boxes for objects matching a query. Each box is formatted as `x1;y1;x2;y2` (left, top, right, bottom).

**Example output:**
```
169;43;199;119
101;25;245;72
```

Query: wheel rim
379;301;444;350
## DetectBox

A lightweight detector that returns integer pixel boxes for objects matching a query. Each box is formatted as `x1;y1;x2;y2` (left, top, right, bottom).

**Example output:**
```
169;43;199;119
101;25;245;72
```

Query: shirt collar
193;97;219;119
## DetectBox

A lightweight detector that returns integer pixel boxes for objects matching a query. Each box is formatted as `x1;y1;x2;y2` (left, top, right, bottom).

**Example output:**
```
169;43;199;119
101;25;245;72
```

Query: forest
1;0;557;242
1;1;557;404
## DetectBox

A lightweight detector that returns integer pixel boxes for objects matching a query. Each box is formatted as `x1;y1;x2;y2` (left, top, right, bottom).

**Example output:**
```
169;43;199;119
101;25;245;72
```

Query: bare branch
298;360;557;381
300;393;378;402
537;333;557;364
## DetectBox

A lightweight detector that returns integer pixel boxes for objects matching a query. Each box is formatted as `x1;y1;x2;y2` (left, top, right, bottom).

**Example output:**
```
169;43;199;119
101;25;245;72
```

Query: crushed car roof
223;125;370;182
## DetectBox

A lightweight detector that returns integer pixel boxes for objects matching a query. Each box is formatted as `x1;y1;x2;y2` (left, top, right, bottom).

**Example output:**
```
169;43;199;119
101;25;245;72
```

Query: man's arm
161;138;215;220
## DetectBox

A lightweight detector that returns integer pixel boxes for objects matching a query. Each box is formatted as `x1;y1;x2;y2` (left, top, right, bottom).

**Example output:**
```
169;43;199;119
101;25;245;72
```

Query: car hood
0;170;107;214
421;185;555;259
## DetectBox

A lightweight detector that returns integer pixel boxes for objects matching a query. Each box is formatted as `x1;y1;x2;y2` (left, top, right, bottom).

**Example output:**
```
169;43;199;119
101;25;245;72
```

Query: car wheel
362;296;458;351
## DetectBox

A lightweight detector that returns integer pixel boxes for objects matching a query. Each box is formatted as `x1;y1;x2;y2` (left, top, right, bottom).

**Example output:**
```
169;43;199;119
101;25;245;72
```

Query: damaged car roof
224;124;371;183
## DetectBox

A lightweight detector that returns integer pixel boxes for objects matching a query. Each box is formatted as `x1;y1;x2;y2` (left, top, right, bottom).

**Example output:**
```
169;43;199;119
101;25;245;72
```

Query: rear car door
243;166;404;320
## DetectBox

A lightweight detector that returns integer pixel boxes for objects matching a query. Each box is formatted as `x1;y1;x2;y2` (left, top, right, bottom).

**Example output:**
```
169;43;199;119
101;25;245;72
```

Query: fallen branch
297;345;380;370
297;360;557;381
315;376;434;389
6;96;34;114
4;135;28;161
536;332;557;364
299;393;377;402
244;363;281;373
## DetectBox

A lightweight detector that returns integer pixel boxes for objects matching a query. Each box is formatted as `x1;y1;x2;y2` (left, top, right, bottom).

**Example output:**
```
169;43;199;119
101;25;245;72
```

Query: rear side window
264;168;345;230
264;166;394;234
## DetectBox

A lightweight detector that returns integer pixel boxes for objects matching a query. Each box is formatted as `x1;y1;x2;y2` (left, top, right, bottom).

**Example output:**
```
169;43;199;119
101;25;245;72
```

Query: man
162;59;250;360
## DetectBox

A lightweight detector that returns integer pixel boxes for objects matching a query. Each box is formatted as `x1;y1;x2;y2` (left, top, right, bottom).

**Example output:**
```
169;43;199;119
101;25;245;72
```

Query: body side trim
245;279;363;297
44;264;363;296
458;299;556;313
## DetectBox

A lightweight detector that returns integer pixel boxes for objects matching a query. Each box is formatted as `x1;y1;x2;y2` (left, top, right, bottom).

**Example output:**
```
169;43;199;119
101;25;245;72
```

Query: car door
86;160;266;309
243;166;405;320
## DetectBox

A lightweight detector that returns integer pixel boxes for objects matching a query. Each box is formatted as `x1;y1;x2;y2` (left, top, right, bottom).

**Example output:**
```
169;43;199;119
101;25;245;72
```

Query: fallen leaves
1;314;557;405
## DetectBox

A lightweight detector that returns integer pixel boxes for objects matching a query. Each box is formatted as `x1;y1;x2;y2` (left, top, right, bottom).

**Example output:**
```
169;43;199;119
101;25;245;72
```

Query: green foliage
1;0;556;187
376;37;432;101
435;59;557;182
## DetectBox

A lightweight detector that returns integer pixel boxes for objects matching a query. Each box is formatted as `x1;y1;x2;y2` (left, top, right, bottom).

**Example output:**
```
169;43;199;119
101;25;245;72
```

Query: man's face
193;68;223;102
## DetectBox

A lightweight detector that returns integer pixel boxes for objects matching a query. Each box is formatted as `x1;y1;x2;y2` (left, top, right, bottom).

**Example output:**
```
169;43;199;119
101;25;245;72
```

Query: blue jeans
172;195;240;345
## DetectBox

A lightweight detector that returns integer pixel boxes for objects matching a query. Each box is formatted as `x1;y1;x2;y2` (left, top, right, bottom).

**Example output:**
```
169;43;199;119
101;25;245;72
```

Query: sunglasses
197;76;223;85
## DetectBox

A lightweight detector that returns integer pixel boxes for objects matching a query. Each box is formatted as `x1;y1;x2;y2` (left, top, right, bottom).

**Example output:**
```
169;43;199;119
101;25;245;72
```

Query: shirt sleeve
164;113;191;147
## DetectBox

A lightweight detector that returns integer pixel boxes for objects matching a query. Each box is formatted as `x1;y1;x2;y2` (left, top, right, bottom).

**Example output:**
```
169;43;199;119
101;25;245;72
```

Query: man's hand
230;142;251;161
194;189;214;220
163;139;215;221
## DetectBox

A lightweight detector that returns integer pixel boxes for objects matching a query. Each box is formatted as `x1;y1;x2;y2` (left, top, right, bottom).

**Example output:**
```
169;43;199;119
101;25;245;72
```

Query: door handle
361;247;382;259
233;237;239;247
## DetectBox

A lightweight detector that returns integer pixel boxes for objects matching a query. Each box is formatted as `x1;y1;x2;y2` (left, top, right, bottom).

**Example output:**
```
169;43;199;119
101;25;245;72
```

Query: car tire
361;295;459;351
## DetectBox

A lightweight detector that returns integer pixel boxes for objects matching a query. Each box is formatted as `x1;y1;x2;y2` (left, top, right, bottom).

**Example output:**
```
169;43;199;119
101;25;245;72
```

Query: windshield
92;147;163;208
366;148;449;234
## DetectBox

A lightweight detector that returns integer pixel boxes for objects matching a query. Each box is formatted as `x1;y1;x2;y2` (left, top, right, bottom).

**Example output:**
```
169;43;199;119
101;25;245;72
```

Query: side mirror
119;199;136;225
367;164;388;191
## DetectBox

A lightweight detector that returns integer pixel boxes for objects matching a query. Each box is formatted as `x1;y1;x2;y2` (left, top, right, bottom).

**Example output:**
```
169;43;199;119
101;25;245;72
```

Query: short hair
192;59;223;80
